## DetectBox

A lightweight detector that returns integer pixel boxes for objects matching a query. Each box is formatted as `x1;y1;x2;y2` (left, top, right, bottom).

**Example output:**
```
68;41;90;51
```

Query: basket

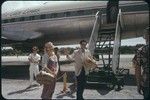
36;68;55;85
84;57;97;68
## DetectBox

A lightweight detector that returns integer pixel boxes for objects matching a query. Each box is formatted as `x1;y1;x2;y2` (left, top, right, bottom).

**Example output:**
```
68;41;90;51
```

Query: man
64;40;94;100
106;0;119;23
54;47;60;72
28;46;41;86
133;27;149;100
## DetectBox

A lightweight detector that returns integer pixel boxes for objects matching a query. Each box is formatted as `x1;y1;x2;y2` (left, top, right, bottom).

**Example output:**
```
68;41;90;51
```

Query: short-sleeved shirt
134;45;149;87
28;53;41;66
67;48;92;76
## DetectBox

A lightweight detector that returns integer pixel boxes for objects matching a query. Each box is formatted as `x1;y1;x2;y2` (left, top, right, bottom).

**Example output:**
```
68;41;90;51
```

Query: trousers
76;67;86;100
29;65;39;84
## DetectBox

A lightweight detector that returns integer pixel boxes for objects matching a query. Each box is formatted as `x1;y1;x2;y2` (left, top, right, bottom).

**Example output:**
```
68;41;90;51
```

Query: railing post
112;9;123;74
88;11;101;55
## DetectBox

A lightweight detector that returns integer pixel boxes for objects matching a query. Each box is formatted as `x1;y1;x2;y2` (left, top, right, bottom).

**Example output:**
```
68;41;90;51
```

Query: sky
2;1;146;47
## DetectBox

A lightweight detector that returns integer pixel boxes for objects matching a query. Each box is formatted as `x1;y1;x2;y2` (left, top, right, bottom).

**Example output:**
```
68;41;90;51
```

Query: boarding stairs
87;9;129;89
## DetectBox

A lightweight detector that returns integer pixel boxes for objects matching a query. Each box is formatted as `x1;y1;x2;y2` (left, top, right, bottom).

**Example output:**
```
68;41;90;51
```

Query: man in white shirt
65;40;93;100
28;46;41;86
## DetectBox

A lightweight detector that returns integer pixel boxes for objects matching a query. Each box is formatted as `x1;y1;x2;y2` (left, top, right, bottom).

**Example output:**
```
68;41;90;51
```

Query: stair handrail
88;11;101;55
112;9;123;74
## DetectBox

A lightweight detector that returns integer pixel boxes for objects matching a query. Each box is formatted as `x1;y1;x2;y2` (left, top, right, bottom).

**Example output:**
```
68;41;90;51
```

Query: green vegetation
120;44;144;54
1;44;145;56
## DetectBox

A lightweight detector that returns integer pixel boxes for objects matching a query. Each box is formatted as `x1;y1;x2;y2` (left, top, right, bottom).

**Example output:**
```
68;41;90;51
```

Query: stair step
96;44;114;46
101;23;116;28
100;27;115;32
95;48;113;50
95;52;112;55
99;30;115;35
98;58;112;60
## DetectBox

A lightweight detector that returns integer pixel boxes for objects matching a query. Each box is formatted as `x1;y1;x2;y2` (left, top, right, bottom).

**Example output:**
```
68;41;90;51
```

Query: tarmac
1;54;144;99
1;79;143;99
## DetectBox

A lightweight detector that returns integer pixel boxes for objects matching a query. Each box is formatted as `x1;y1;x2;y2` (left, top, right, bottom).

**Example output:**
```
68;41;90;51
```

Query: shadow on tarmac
7;84;40;95
55;83;76;99
56;83;76;99
86;83;113;95
56;91;75;99
2;66;136;86
2;66;136;85
2;65;137;97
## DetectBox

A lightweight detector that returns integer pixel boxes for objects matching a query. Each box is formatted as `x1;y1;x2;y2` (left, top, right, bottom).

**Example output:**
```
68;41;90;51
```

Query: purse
35;67;55;85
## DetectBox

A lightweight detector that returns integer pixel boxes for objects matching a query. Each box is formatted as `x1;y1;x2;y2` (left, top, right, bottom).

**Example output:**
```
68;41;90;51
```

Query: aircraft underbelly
2;15;95;44
2;11;149;45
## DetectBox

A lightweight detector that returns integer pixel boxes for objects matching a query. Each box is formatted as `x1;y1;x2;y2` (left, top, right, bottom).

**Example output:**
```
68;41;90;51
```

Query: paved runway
1;54;144;99
2;79;143;99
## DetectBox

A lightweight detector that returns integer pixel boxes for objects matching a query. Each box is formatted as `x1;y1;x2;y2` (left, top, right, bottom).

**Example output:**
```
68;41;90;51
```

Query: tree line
1;44;145;56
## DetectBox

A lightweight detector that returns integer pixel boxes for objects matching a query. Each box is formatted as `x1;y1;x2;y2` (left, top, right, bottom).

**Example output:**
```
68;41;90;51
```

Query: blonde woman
41;42;59;99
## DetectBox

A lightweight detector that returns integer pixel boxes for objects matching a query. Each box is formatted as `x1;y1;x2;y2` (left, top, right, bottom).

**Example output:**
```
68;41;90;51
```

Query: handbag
84;56;97;68
36;67;55;85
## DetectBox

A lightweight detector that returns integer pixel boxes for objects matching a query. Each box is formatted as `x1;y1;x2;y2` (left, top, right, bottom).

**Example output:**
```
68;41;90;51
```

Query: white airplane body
1;1;149;46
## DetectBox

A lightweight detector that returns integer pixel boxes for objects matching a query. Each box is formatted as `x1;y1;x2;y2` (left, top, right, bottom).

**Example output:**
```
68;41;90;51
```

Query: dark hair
79;40;87;44
54;47;59;51
32;46;39;51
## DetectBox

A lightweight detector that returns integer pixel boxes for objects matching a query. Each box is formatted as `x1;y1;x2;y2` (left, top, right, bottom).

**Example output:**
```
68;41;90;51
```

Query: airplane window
29;16;35;20
57;13;64;17
2;19;8;23
65;12;71;17
51;14;54;18
10;18;15;22
70;11;77;16
77;10;84;15
24;17;30;21
40;14;46;19
20;17;25;21
34;15;40;20
51;13;57;18
15;18;20;22
53;13;57;17
84;10;93;15
46;14;52;18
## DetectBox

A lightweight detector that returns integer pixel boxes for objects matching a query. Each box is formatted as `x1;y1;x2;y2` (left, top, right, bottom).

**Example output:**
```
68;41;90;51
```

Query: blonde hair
44;42;55;53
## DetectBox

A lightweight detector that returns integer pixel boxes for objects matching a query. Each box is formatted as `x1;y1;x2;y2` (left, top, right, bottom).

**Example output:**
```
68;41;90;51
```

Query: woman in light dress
41;42;59;99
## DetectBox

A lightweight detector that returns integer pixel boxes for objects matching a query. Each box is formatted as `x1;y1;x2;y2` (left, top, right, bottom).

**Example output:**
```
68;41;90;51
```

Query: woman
41;42;59;99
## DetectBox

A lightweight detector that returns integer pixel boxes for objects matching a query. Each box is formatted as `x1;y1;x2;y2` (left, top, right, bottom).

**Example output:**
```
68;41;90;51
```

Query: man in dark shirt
133;27;149;100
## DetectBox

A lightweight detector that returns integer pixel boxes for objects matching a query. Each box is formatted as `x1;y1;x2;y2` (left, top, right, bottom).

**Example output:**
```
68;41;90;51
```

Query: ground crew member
28;46;41;86
132;27;149;100
106;0;119;23
54;47;60;73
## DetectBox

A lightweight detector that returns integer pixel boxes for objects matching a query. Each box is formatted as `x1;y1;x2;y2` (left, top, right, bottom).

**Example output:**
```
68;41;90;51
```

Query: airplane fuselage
1;1;149;46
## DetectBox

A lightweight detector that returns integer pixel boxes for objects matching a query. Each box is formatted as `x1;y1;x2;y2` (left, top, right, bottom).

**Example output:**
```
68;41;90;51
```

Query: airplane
1;1;149;52
1;1;149;86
